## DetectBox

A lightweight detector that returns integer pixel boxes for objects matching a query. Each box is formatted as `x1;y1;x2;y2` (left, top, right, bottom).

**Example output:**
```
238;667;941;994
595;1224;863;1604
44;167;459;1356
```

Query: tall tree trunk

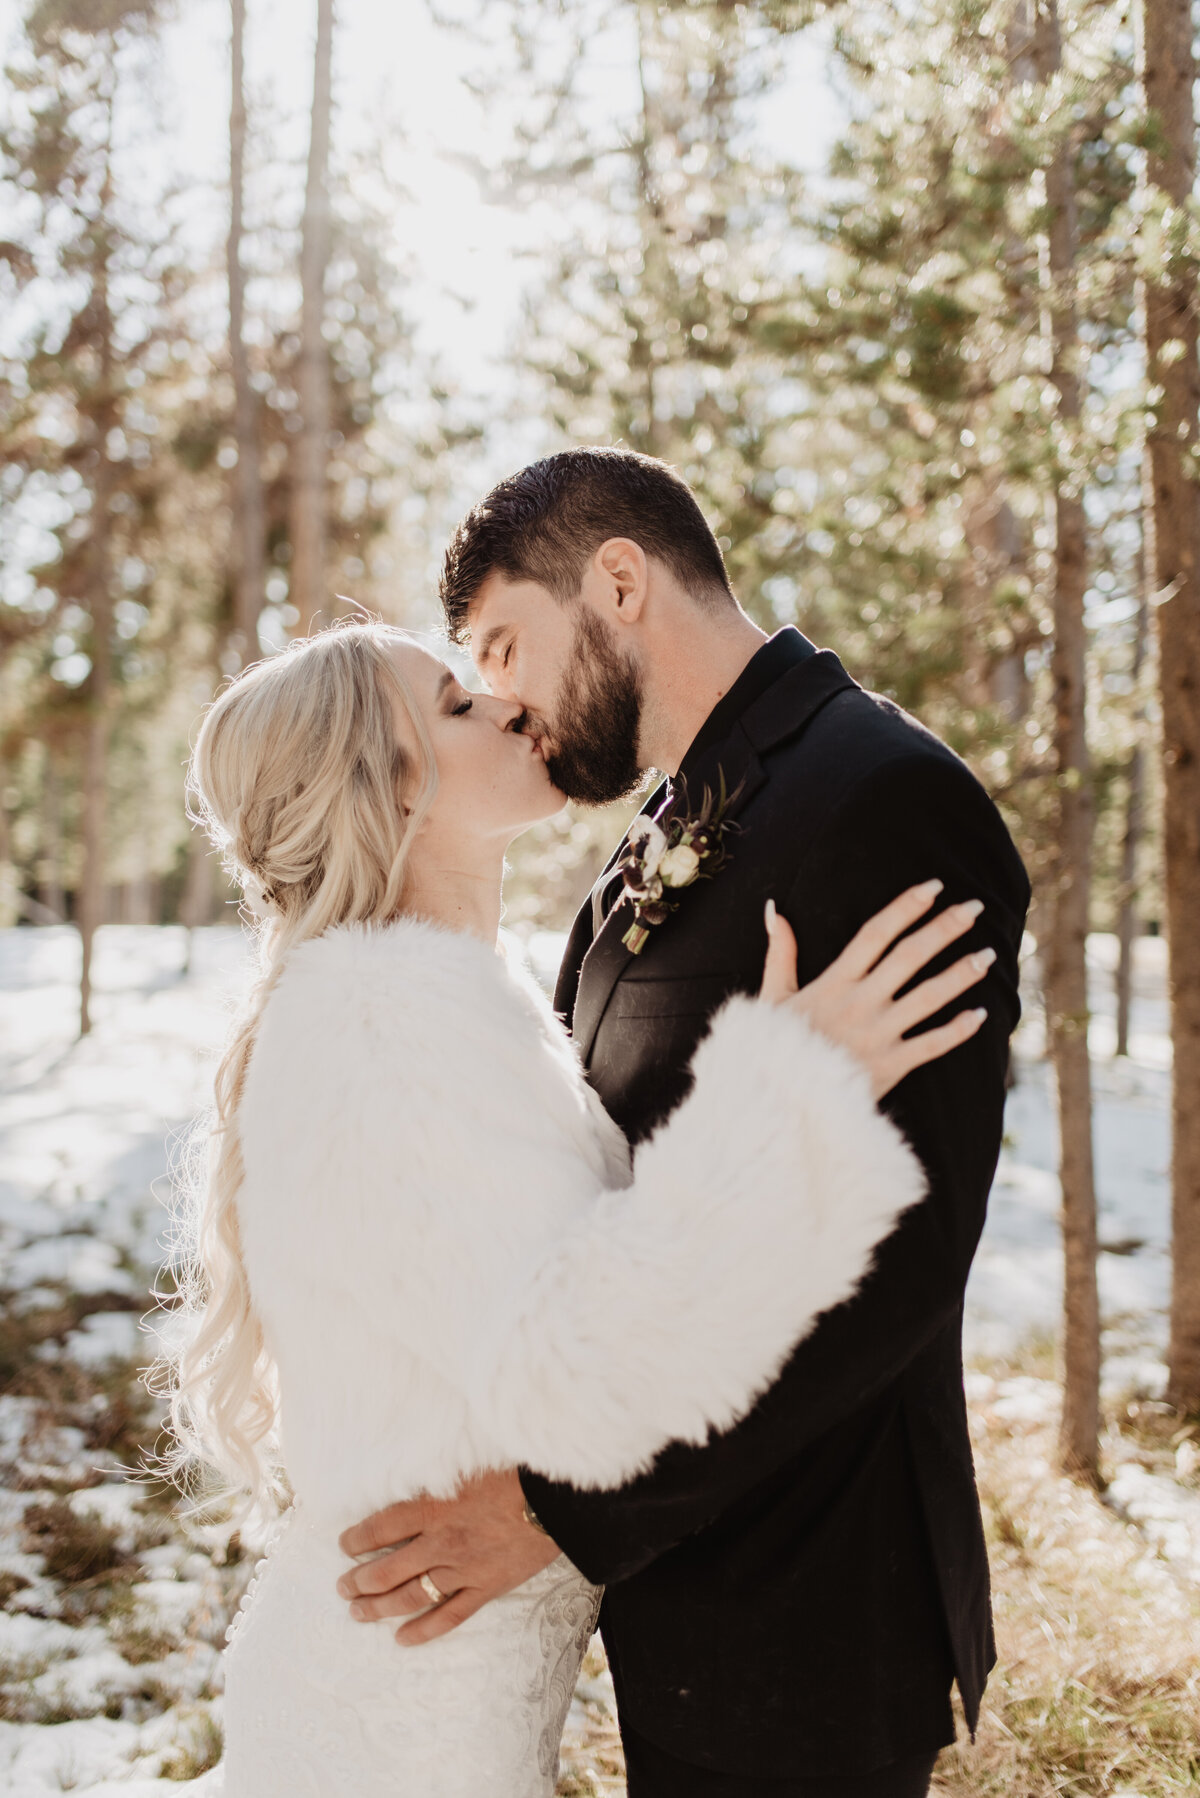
632;3;666;459
78;505;114;1036
228;0;266;663
77;114;117;1039
1036;0;1100;1481
37;747;66;922
1114;522;1150;1058
963;477;1032;720
289;0;334;635
1139;0;1200;1414
0;790;14;927
179;826;215;977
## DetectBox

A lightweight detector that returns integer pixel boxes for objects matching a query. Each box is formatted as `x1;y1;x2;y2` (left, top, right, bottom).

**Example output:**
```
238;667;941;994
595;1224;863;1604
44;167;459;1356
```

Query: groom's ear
592;537;648;626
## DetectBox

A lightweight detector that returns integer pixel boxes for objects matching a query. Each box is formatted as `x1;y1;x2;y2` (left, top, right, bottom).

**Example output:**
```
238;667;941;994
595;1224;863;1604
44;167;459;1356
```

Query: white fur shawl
236;920;924;1529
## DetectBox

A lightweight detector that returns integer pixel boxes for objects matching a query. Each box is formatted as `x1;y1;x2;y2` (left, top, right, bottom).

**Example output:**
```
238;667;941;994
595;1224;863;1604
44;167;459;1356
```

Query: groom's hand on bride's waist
334;1467;560;1646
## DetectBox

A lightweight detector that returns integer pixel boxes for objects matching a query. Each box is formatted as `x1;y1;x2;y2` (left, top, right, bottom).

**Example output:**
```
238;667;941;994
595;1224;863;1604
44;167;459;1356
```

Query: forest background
3;0;1200;1792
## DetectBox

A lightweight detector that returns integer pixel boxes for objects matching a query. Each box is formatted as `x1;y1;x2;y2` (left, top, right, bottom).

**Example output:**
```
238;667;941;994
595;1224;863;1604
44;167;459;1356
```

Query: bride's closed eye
451;697;474;717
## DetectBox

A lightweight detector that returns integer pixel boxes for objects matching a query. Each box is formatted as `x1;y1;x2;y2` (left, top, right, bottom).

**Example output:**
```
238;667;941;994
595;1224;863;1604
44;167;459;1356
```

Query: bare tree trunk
632;4;666;459
179;827;215;976
1115;522;1150;1057
1139;0;1200;1414
37;748;66;922
289;0;334;636
1036;0;1100;1482
78;571;113;1037
0;790;14;927
963;477;1033;720
228;0;266;663
77;111;117;1039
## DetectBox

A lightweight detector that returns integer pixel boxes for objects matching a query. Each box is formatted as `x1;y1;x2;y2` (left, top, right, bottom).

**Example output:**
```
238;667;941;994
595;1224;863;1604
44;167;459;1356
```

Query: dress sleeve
242;927;922;1495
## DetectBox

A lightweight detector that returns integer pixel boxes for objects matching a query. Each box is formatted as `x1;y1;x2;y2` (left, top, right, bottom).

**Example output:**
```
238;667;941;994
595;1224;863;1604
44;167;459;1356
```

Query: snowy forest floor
1;923;1197;1795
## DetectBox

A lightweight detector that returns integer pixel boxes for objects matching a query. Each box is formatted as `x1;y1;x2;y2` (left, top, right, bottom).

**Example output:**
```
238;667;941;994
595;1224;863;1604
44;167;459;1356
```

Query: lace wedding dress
192;919;923;1795
215;1505;600;1798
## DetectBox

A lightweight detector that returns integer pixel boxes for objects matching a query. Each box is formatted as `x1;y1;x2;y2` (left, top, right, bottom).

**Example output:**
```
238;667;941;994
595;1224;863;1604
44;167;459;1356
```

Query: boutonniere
617;772;741;955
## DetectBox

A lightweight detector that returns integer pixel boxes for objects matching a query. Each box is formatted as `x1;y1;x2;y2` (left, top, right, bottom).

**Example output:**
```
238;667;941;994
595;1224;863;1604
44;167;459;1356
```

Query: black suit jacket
520;630;1031;1779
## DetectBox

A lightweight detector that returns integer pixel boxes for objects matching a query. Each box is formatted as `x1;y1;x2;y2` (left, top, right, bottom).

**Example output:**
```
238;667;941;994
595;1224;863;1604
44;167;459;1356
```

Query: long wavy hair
152;622;437;1516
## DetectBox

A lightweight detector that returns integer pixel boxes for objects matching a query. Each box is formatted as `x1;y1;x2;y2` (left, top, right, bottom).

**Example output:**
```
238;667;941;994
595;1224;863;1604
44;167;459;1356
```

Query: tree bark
77;104;117;1040
631;3;666;459
0;790;14;928
963;477;1033;721
1114;521;1149;1058
1139;0;1200;1414
1036;0;1100;1482
227;0;266;663
289;0;334;635
37;748;66;922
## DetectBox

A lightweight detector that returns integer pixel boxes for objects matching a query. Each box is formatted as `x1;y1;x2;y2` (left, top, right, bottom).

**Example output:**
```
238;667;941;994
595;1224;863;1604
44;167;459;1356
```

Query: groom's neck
638;604;768;777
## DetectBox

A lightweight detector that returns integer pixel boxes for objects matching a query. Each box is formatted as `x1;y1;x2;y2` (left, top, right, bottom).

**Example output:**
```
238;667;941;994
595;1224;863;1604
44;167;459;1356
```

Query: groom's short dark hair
439;446;735;643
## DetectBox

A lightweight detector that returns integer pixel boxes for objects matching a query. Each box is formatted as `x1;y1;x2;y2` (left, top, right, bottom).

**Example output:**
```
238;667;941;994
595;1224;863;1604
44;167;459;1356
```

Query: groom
337;448;1030;1796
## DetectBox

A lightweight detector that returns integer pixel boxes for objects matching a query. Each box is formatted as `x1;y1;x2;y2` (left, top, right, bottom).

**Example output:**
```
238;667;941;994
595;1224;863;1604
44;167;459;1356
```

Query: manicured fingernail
971;1007;987;1021
350;1602;366;1620
972;947;996;971
960;899;984;919
765;898;777;926
919;879;944;899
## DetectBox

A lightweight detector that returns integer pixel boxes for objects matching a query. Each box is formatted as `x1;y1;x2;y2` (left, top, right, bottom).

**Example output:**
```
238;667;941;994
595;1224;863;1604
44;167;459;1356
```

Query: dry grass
10;1257;1199;1793
557;1640;627;1795
155;1705;224;1781
21;1497;128;1588
558;1375;1200;1798
934;1381;1200;1797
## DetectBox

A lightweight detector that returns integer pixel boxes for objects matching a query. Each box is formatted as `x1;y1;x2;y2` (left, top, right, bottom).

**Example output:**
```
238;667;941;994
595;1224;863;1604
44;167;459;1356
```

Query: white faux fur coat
236;919;926;1531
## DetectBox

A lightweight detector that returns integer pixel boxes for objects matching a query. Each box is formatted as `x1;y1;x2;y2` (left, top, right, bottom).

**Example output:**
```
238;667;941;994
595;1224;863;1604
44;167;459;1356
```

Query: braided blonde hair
154;622;437;1515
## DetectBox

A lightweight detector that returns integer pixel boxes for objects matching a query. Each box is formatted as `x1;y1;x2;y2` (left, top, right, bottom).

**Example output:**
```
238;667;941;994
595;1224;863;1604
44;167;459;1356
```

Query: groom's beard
538;609;645;807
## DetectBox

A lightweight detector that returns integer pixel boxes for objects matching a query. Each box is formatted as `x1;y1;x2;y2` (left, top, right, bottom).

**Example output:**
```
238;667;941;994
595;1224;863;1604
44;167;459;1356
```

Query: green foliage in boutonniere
617;771;741;955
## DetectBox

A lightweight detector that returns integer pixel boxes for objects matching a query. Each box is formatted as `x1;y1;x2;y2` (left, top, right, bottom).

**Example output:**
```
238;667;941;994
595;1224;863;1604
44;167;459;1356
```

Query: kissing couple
163;447;1030;1798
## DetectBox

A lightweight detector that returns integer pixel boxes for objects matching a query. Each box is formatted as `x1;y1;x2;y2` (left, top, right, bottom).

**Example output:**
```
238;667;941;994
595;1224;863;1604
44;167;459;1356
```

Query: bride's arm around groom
239;894;973;1514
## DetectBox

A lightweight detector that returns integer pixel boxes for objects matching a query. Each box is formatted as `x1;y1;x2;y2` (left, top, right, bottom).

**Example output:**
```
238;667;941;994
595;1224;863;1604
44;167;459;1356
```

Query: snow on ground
0;921;1188;1791
0;927;254;1793
967;933;1172;1387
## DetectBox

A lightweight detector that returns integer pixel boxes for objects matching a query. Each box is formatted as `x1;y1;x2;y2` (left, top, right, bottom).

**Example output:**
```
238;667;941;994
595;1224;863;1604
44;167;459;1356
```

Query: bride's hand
759;881;993;1100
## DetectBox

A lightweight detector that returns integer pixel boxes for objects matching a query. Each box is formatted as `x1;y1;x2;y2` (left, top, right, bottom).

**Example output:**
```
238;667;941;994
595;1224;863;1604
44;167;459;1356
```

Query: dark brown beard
541;608;645;806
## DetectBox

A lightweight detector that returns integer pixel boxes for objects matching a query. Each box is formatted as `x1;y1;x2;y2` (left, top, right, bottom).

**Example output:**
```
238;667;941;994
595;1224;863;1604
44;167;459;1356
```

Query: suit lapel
560;640;862;1062
571;726;766;1068
553;782;667;1024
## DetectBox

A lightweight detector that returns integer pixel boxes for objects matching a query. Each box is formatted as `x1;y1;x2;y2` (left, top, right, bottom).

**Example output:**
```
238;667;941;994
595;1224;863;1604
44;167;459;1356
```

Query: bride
160;620;990;1797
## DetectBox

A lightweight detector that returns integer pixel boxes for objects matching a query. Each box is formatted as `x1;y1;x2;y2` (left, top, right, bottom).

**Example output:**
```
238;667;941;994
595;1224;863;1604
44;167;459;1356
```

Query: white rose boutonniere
616;772;742;954
658;844;701;888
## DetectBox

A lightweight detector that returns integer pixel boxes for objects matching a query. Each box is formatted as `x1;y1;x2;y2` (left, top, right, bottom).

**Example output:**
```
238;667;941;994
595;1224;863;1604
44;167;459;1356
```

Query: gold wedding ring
419;1572;446;1607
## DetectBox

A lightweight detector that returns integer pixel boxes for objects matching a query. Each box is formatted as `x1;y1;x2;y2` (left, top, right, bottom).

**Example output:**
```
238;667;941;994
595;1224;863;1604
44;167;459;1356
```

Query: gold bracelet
523;1496;551;1537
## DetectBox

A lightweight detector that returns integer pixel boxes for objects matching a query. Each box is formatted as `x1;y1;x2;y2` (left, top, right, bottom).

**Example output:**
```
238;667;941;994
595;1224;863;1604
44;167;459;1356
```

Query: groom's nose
485;693;525;731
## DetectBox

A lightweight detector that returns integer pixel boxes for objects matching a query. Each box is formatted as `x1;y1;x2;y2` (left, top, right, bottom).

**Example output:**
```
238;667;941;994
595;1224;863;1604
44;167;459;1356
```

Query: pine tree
1137;0;1200;1416
499;0;811;619
290;0;335;635
227;0;266;665
1032;0;1099;1482
1114;540;1149;1058
0;0;169;1032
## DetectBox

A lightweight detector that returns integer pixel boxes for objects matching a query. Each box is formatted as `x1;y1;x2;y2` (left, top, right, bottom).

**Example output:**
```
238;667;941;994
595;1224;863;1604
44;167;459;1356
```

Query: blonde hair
153;621;437;1516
